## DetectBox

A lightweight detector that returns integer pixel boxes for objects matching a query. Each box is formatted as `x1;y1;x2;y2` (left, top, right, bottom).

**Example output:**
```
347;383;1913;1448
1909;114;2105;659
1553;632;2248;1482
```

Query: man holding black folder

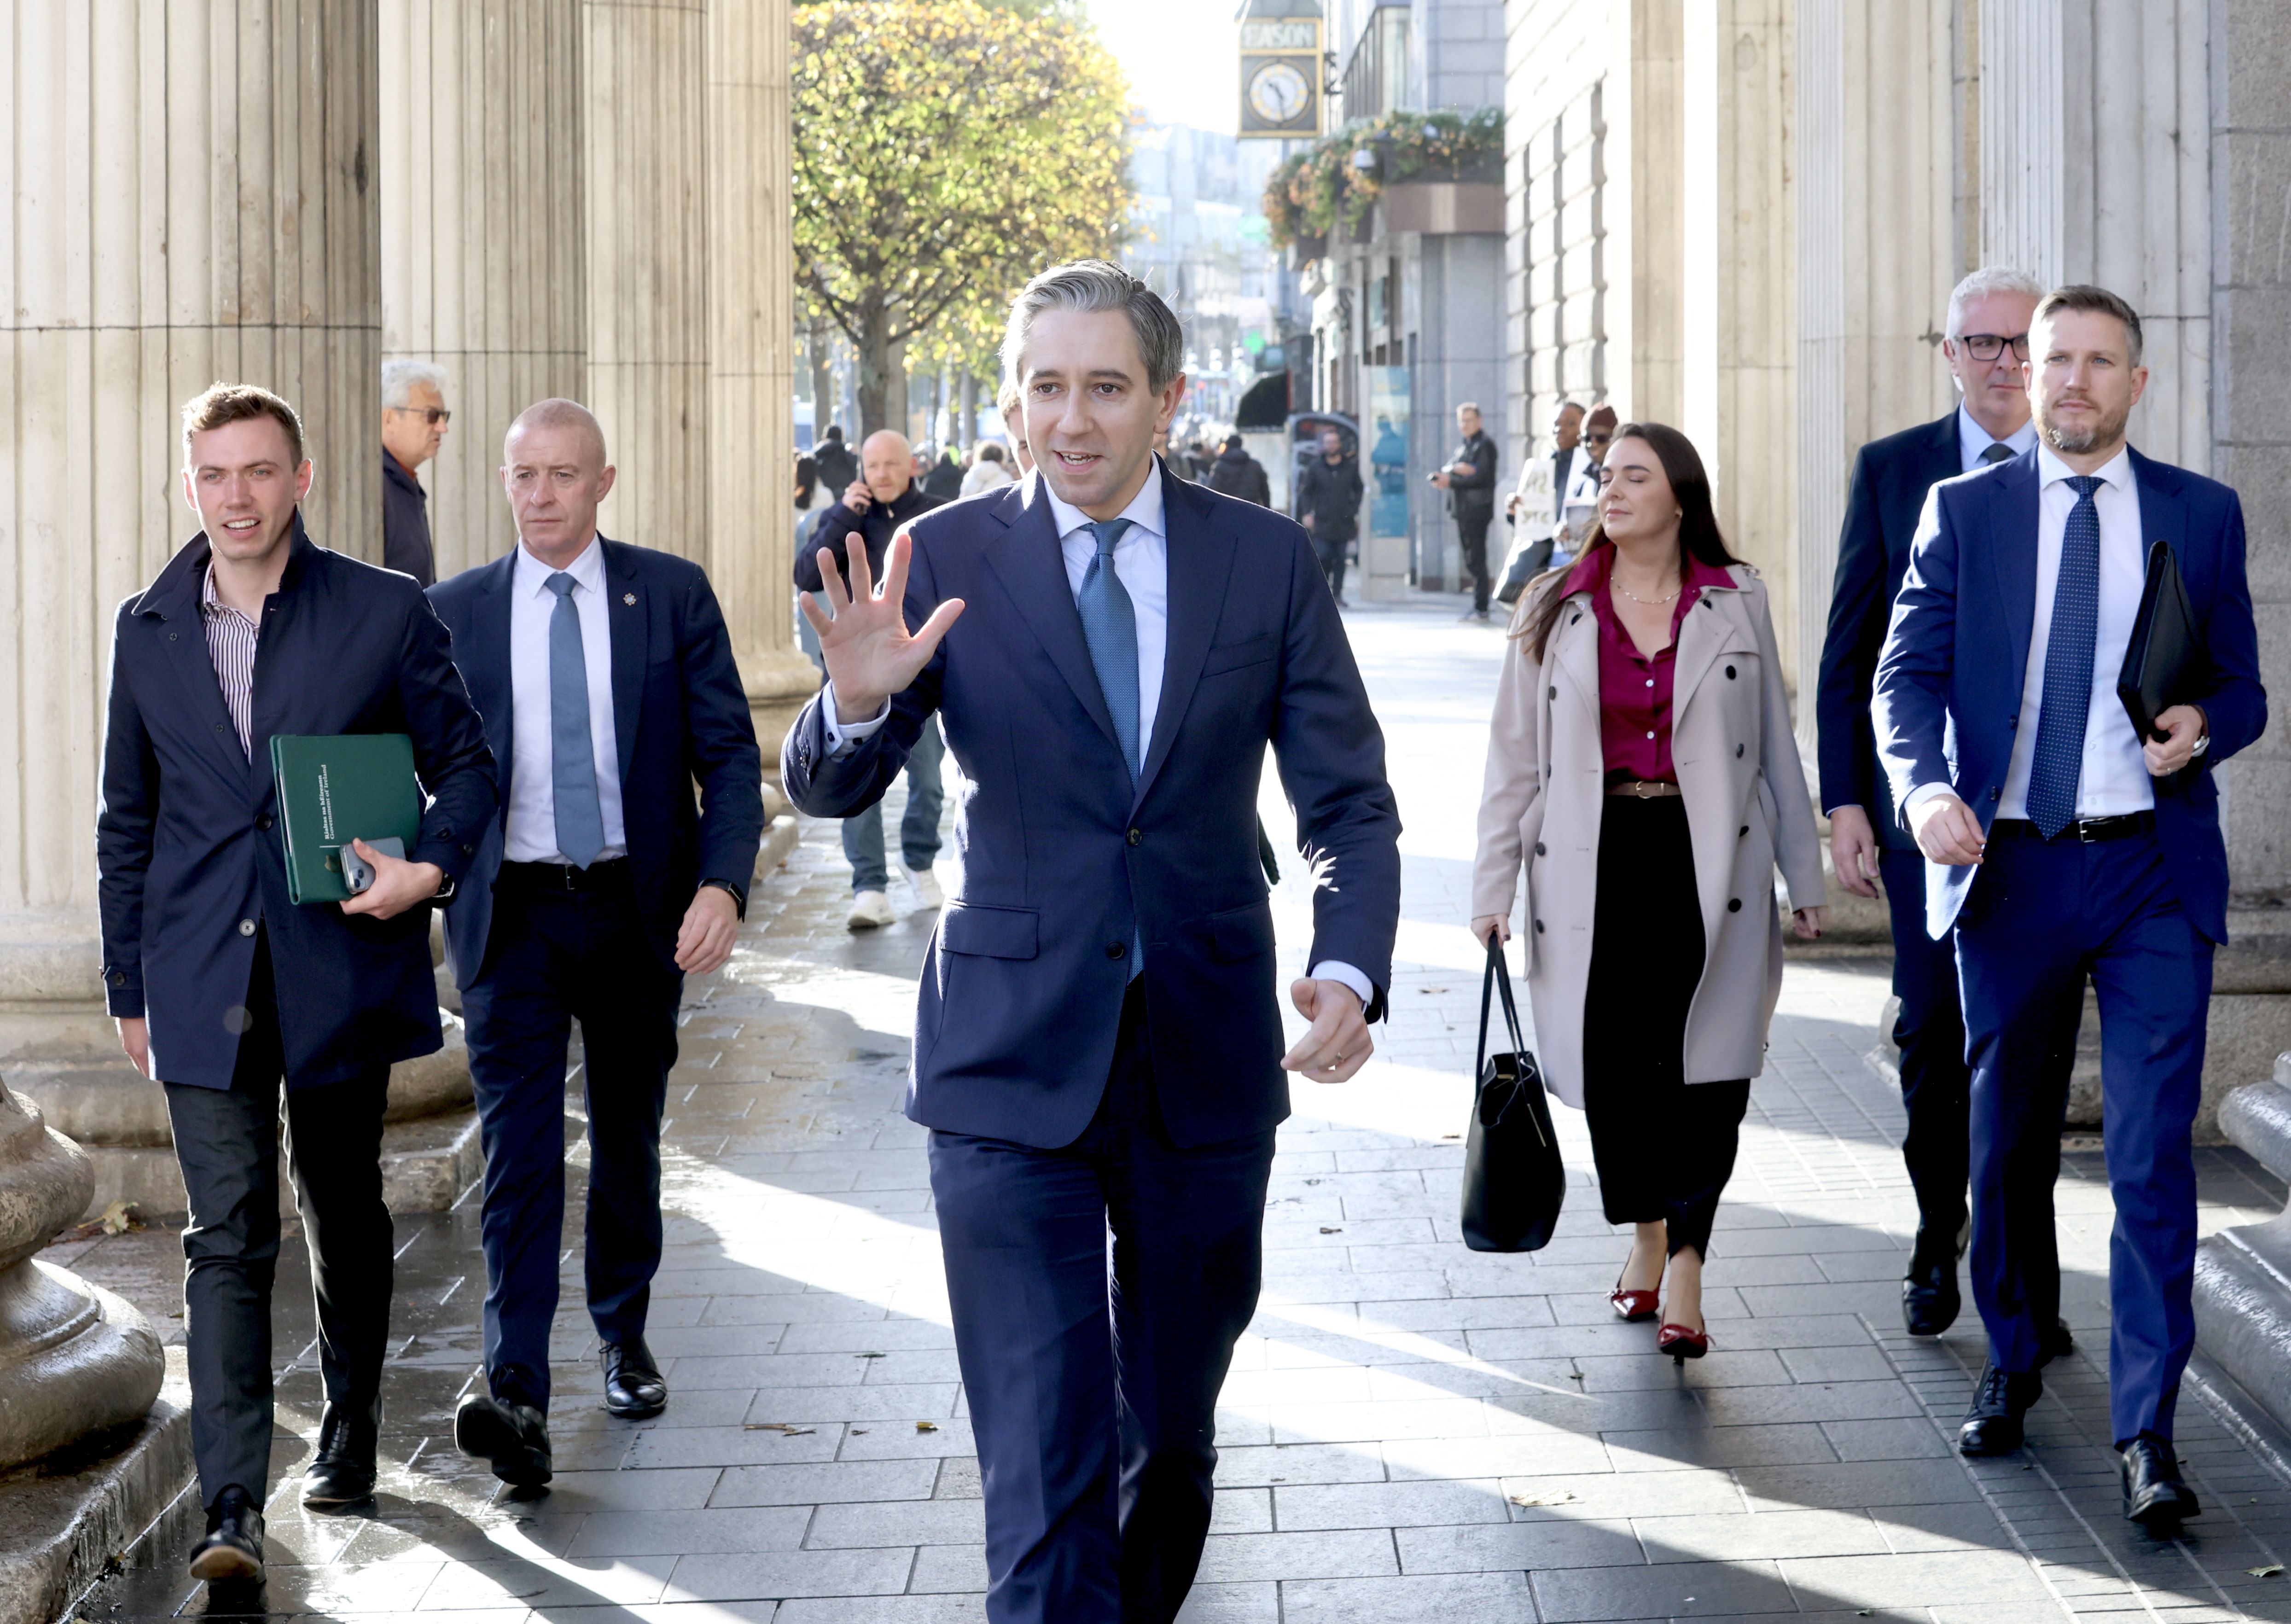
1874;286;2266;1527
98;384;498;1581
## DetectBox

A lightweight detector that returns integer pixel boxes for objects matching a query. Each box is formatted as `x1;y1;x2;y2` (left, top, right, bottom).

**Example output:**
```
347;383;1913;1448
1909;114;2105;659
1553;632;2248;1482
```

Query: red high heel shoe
1657;1322;1710;1362
1610;1273;1660;1323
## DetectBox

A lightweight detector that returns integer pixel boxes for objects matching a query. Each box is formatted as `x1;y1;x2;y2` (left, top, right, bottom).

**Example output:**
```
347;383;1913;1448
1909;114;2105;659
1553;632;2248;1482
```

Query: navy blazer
781;468;1403;1150
427;537;766;988
1872;446;2266;942
1815;412;1960;850
97;524;498;1090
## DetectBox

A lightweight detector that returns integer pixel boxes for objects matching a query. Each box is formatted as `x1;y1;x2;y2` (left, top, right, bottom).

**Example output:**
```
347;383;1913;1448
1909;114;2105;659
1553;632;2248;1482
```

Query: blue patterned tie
1075;518;1141;777
546;572;606;867
2025;475;2104;839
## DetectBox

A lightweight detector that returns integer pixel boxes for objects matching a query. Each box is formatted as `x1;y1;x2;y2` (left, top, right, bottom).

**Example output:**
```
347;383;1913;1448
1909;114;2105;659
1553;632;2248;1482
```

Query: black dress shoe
1901;1232;1962;1337
2121;1433;2201;1529
1957;1363;2042;1456
454;1392;553;1489
187;1485;265;1583
300;1401;379;1510
602;1338;669;1420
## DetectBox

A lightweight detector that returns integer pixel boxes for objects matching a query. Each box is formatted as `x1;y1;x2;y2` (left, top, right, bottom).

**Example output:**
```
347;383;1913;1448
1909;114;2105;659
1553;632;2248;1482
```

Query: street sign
1238;1;1322;137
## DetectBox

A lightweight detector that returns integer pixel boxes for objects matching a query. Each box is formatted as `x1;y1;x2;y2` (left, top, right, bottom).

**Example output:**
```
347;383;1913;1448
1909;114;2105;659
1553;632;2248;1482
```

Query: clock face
1249;60;1311;126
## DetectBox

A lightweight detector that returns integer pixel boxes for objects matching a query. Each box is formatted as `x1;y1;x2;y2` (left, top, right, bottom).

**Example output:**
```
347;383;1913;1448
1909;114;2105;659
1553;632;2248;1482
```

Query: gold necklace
1615;575;1681;605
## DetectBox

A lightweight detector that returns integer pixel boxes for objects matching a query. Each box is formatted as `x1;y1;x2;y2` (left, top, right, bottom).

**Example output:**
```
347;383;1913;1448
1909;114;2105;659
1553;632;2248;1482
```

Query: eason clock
1248;59;1311;127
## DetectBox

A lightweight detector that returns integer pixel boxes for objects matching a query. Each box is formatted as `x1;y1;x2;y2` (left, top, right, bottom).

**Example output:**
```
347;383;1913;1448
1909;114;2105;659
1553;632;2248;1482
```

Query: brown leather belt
1606;780;1682;799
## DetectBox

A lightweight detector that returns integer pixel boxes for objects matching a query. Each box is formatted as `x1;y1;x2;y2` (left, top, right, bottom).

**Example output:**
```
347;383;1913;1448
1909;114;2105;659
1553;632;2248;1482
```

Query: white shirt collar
515;534;605;596
2034;442;2135;495
1039;457;1169;542
1955;402;2039;468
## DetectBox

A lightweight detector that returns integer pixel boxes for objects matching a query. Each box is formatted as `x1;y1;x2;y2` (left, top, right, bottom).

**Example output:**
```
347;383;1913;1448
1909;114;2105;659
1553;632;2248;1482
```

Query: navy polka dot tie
2025;475;2104;839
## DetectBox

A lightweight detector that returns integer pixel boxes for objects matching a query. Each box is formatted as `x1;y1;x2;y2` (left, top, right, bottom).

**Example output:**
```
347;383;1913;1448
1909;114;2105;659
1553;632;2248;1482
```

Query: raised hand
797;529;965;724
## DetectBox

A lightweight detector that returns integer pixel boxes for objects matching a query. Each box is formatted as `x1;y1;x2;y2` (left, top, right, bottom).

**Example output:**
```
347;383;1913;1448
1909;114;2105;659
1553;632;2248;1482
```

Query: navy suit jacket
781;467;1403;1150
98;524;498;1090
1872;446;2266;943
1816;412;1960;850
427;538;766;988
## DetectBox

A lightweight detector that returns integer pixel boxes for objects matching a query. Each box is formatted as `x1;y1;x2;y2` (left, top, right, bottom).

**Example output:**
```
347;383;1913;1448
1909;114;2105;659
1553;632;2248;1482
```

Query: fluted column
382;0;587;578
0;2;380;1068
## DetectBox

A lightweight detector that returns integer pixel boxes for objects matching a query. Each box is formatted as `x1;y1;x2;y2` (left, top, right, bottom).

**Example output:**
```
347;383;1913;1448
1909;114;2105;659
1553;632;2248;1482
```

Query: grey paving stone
1277;1571;1535;1621
566;1507;811;1557
804;1496;984;1547
1273;1477;1512;1530
1602;1421;1838;1472
665;1546;917;1601
1529;1557;1795;1621
1395;1517;1645;1573
1735;1456;1984;1512
712;1458;940;1506
1193;1529;1400;1581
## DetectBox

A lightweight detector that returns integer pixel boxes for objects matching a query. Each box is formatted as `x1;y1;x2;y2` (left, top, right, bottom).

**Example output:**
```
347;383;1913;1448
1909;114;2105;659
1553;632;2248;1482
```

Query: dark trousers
1580;793;1750;1259
1955;826;2210;1445
163;935;392;1507
460;863;682;1409
843;716;945;893
1457;512;1493;612
1314;534;1349;601
1878;845;1971;1242
929;984;1275;1624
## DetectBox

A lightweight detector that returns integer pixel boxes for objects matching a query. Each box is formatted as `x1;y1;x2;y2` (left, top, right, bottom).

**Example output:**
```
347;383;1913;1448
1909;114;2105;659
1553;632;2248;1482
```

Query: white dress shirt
1907;445;2152;824
505;536;629;863
825;460;1373;1008
1955;402;2039;473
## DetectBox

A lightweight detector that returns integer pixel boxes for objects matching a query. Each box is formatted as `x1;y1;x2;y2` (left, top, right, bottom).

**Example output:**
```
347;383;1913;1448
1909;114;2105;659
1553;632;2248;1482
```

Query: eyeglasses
1585;431;1613;445
1955;332;2030;362
390;406;451;425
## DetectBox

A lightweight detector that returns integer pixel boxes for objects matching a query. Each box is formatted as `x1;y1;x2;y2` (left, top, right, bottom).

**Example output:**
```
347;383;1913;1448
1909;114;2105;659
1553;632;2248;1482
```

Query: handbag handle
1475;933;1529;1079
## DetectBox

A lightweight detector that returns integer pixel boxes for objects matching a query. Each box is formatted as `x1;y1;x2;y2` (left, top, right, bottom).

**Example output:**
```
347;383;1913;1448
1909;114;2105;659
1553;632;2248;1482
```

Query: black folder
2117;541;2198;745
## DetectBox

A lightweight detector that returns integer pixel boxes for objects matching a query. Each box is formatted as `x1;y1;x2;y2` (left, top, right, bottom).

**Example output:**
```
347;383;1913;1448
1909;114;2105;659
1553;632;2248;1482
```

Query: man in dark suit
784;261;1401;1624
1816;266;2041;1337
1432;401;1498;620
429;400;764;1489
99;384;497;1581
1875;286;2266;1525
381;359;449;587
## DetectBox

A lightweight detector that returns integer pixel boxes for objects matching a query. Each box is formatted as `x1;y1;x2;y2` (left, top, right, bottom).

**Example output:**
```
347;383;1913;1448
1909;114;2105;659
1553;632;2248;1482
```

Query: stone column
382;0;587;578
1603;0;1687;426
0;2;381;1145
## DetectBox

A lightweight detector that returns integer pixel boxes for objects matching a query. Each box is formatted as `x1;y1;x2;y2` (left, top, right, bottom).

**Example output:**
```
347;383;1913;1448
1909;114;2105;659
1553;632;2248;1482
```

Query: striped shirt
199;561;261;759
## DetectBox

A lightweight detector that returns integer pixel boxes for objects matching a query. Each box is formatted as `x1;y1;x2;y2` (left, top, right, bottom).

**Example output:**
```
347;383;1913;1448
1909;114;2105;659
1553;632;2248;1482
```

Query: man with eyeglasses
1815;265;2045;1343
382;360;452;587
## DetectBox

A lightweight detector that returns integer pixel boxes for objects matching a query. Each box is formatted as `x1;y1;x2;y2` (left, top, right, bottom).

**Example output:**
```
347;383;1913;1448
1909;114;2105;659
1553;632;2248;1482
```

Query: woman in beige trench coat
1472;423;1826;1358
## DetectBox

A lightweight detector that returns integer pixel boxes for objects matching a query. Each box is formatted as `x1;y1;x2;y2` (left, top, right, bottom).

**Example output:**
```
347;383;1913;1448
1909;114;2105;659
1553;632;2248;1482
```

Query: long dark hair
1517;421;1740;660
795;452;820;509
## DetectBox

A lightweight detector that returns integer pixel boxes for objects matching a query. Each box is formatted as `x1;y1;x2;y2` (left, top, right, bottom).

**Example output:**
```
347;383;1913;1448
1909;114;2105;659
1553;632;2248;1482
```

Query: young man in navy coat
99;384;497;1581
428;401;763;1490
784;262;1402;1624
1815;266;2042;1338
1875;287;2266;1527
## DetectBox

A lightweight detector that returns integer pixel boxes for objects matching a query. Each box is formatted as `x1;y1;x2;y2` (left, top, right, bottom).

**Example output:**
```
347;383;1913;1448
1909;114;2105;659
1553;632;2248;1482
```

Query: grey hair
505;397;608;466
1945;266;2045;339
1001;260;1185;395
382;358;448;410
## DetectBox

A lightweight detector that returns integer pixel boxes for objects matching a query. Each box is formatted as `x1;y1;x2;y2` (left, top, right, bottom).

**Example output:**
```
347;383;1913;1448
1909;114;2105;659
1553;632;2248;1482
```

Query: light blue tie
546;572;606;867
2026;475;2104;839
1076;518;1141;777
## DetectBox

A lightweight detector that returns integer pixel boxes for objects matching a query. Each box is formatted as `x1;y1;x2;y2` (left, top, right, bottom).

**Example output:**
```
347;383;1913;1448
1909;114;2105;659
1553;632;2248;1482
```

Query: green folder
269;733;424;904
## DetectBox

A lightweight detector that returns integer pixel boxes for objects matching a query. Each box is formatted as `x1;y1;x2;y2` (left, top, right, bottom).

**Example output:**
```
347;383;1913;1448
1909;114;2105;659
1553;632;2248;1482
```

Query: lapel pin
622;593;637;606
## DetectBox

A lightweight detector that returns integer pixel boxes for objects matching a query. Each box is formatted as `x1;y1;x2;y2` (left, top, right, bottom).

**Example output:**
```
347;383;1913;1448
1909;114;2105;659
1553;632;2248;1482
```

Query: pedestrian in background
100;384;497;1580
795;452;832;672
924;444;966;501
1508;399;1584;534
961;440;1016;497
1816;265;2043;1341
1205;431;1271;505
381;359;449;586
430;399;763;1490
1296;426;1364;605
1473;421;1825;1363
1433;402;1499;621
1553;404;1618;570
999;379;1033;474
814;422;858;494
796;428;948;928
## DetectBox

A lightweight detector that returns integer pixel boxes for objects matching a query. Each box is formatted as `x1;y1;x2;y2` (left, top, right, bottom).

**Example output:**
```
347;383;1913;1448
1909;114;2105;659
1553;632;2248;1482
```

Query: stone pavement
57;595;2291;1623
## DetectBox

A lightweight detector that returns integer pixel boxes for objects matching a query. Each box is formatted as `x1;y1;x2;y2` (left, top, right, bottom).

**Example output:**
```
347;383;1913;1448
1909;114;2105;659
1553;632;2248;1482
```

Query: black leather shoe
300;1401;378;1510
2041;1317;2075;1366
2121;1433;2201;1529
1957;1363;2042;1456
187;1485;265;1583
1901;1230;1962;1337
602;1338;668;1420
454;1392;553;1489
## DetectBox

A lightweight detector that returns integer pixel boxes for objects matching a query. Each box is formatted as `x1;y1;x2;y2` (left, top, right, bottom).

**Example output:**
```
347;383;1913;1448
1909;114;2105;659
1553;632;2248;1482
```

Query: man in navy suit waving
1875;286;2265;1526
429;400;763;1487
783;261;1401;1624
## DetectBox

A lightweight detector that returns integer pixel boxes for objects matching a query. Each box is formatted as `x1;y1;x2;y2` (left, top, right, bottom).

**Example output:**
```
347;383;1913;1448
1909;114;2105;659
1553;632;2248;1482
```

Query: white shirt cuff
1308;961;1376;1011
1902;782;1956;815
820;681;891;759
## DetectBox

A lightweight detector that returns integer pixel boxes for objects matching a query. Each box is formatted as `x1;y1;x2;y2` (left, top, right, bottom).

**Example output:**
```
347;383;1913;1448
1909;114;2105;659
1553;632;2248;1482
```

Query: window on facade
1340;5;1412;122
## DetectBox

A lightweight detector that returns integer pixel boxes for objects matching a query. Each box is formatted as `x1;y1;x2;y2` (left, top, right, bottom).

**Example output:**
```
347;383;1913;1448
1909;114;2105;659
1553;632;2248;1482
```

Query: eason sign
1238;1;1322;138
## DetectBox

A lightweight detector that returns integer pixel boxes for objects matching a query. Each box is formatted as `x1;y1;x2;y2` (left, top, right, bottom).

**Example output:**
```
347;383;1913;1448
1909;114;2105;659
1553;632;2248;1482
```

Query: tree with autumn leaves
792;0;1132;435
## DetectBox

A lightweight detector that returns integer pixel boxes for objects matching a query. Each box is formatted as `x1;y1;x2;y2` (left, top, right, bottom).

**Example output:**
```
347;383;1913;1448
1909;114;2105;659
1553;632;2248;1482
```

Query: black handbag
1459;936;1566;1252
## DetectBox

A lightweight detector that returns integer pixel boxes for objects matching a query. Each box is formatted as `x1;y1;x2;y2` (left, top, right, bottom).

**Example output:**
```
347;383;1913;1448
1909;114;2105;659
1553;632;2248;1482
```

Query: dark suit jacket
1873;447;2266;942
428;538;766;987
98;524;497;1089
1446;431;1497;519
794;484;943;594
782;467;1403;1149
382;453;436;588
1815;413;1960;850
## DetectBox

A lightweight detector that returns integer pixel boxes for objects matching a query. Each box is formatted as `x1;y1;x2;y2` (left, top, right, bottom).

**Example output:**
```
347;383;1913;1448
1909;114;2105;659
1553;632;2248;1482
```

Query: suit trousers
460;863;682;1409
842;715;945;893
163;933;393;1507
1456;513;1493;612
928;982;1275;1624
1878;846;1972;1242
1313;534;1350;601
1955;826;2211;1445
